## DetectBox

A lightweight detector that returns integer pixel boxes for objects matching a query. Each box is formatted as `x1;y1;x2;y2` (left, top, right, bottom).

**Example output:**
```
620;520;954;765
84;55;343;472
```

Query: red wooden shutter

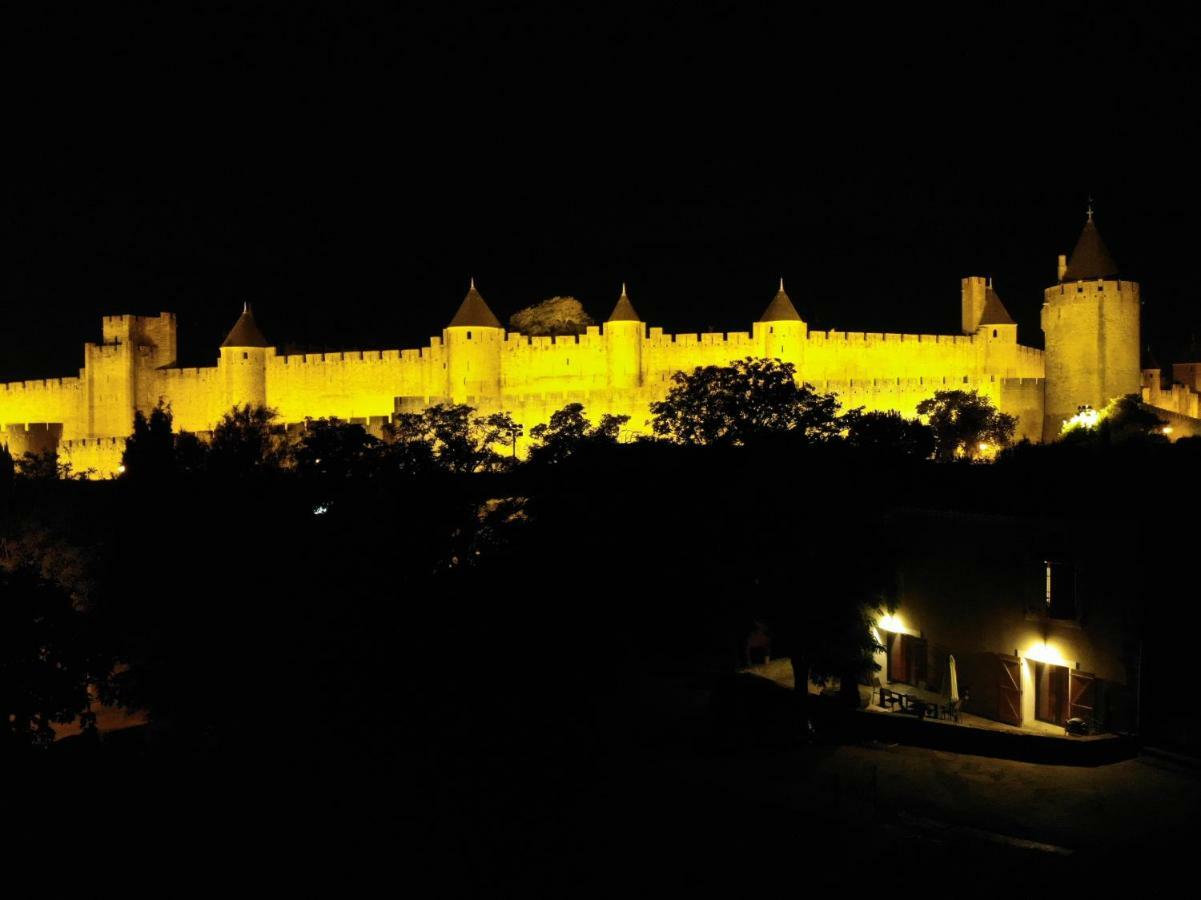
997;655;1022;726
1069;670;1096;722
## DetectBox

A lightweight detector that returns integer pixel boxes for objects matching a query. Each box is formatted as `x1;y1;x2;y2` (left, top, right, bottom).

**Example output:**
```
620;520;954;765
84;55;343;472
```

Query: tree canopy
915;390;1017;461
650;358;841;447
0;562;110;749
528;403;628;464
208;404;286;475
509;297;595;336
1059;393;1169;447
122;401;177;478
290;418;382;478
841;409;935;459
385;404;518;474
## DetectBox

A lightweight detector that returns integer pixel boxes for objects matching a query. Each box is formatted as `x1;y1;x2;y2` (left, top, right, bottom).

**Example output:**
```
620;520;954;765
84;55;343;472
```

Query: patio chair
878;686;904;711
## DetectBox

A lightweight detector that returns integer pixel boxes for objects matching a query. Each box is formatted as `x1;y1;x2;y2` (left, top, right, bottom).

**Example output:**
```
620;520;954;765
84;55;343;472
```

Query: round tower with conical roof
444;279;504;404
604;284;643;390
1040;209;1141;440
218;303;274;412
752;278;807;365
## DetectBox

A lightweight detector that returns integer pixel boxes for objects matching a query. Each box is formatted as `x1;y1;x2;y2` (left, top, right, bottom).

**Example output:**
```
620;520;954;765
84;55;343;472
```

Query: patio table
899;694;940;719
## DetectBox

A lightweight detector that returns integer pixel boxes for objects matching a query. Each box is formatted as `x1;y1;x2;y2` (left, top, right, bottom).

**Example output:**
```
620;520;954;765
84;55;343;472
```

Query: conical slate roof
607;283;640;322
1061;216;1118;281
221;303;271;348
448;279;502;328
759;278;802;322
978;285;1016;326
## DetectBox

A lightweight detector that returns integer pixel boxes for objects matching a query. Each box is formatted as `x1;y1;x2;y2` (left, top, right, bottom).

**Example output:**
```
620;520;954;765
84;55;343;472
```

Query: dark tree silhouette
915;389;1016;461
15;450;65;480
841;409;935;459
0;563;111;749
528;403;628;464
122;401;176;478
0;444;13;498
208;404;285;475
174;430;210;475
477;412;524;461
650;358;841;446
386;404;515;474
290;418;382;478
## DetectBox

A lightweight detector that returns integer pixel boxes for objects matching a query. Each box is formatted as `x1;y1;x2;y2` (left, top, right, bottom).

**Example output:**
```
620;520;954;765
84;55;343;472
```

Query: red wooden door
1069;670;1096;723
997;655;1022;726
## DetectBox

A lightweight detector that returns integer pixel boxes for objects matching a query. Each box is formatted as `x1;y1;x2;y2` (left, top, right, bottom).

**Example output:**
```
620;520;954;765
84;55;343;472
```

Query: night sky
5;4;1198;381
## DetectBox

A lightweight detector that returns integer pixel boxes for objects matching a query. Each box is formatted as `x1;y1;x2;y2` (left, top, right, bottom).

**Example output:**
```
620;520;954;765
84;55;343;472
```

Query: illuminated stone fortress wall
1;214;1196;477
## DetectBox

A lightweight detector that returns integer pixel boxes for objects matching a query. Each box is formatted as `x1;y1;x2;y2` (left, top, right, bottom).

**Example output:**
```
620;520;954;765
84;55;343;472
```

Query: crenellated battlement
8;295;1057;478
1;376;81;392
18;240;1174;478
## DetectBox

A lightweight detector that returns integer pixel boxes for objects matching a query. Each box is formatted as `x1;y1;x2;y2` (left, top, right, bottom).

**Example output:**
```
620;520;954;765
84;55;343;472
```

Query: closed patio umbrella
948;654;959;702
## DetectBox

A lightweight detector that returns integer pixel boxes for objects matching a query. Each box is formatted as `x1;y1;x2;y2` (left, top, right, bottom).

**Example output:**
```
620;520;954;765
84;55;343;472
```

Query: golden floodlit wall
1141;375;1201;438
1041;279;1141;440
5;258;1199;477
0;293;1051;476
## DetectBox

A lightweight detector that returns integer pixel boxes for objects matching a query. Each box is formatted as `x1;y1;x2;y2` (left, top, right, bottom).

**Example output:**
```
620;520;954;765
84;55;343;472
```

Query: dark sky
4;3;1198;379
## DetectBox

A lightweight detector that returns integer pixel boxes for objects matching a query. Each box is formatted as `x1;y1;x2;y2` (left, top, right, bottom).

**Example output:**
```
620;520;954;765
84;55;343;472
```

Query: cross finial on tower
779;276;785;293
1086;196;1094;222
469;276;476;291
621;282;627;298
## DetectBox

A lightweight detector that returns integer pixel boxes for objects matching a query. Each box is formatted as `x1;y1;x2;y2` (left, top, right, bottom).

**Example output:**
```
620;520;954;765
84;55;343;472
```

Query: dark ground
34;668;1198;892
6;436;1199;890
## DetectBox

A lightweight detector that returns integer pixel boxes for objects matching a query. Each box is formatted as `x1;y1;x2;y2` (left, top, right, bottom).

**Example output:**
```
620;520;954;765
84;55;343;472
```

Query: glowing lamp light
1162;426;1173;435
877;613;918;636
117;464;126;474
1021;641;1072;668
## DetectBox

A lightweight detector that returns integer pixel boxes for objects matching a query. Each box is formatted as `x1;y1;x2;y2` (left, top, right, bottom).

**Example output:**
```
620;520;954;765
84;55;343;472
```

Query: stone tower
219;303;273;412
1040;211;1141;440
753;278;806;365
604;284;643;390
444;279;504;404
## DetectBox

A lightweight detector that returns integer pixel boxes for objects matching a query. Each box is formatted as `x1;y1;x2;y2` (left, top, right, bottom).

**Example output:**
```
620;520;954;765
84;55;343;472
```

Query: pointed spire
448;278;502;328
759;278;802;322
607;283;640;322
978;284;1016;327
221;303;270;348
1062;209;1118;281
